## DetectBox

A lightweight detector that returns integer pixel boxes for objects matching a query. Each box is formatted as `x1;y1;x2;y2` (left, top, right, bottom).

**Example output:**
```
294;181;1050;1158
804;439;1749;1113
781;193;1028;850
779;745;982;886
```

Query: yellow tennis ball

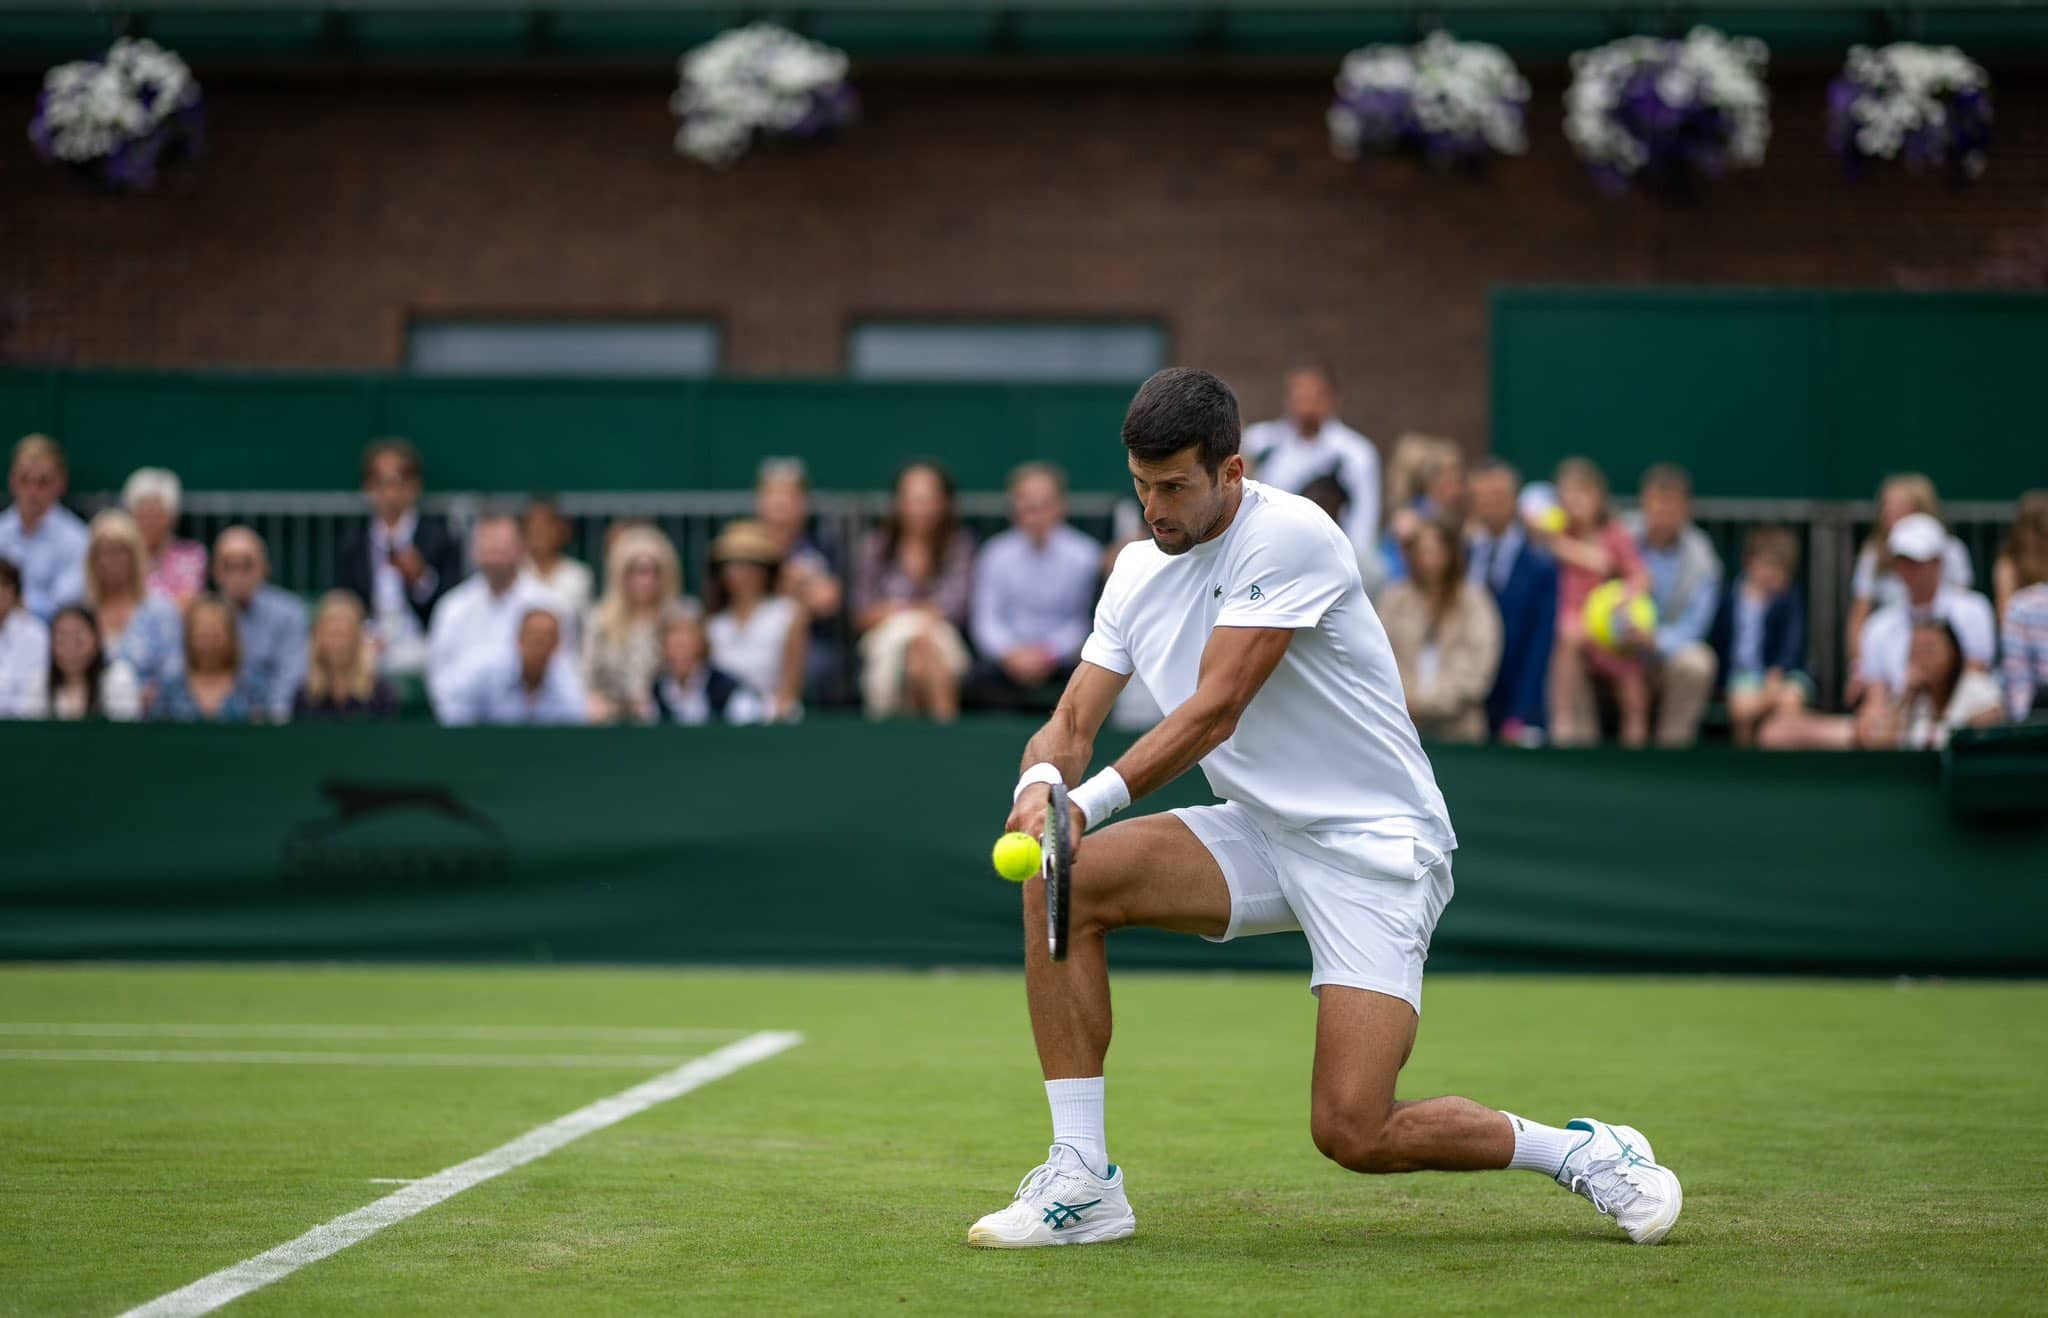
1538;506;1568;534
992;831;1042;883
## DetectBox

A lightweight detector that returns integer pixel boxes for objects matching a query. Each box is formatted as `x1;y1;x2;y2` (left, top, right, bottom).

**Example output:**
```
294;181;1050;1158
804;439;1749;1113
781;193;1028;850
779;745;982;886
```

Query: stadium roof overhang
2;0;2043;68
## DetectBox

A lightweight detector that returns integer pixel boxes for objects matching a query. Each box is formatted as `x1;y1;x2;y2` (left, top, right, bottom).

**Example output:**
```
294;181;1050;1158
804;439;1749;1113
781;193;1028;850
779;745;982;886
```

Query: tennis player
969;368;1681;1248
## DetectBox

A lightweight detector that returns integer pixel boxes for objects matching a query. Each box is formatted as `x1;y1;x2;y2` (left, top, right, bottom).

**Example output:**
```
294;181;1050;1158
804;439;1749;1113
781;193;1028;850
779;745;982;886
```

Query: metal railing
83;489;2020;713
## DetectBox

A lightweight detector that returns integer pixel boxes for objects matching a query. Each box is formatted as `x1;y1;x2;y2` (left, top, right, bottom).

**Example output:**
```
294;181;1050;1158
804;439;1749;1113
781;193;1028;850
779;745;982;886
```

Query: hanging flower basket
671;22;856;168
1827;43;1992;183
1564;27;1770;197
27;38;204;193
1328;32;1531;169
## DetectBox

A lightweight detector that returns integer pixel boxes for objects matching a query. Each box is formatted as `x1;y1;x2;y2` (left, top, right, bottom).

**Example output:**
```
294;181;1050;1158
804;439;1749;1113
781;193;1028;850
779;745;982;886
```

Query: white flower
672;22;851;166
1563;26;1769;178
1330;32;1529;159
1834;42;1990;164
34;37;199;163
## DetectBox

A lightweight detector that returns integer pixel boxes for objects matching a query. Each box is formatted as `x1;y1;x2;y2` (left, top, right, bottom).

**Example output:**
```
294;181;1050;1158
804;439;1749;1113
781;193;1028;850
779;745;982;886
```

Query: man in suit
1465;459;1557;744
334;438;462;675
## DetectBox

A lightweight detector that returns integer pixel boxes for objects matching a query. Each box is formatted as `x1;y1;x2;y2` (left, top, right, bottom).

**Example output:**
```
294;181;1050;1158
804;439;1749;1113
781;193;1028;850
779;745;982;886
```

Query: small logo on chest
1212;585;1222;599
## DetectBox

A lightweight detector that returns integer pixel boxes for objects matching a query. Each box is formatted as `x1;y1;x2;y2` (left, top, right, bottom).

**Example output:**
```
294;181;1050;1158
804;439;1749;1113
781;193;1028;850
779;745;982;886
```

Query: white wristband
1012;761;1064;804
1070;768;1131;832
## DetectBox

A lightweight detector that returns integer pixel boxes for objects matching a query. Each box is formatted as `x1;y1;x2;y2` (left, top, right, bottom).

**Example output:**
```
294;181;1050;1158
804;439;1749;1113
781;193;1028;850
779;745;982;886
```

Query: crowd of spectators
0;397;2042;748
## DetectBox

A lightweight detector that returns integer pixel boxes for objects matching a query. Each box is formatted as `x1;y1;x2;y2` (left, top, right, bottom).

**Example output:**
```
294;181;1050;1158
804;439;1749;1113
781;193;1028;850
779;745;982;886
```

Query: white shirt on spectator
1851;539;1973;612
1241;418;1382;559
1856;584;1998;699
971;524;1102;664
707;597;799;704
1901;669;2002;749
0;607;49;718
442;651;587;727
426;574;572;722
522;557;594;625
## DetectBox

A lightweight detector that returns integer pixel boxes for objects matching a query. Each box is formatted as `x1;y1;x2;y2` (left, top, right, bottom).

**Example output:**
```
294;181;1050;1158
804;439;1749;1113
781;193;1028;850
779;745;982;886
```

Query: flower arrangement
27;38;204;192
1327;31;1531;168
1564;27;1770;196
1827;43;1991;182
671;22;856;168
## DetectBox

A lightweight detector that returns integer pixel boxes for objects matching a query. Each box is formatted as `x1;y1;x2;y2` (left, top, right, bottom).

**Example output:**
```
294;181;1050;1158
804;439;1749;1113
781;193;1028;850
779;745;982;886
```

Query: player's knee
1311;1109;1403;1174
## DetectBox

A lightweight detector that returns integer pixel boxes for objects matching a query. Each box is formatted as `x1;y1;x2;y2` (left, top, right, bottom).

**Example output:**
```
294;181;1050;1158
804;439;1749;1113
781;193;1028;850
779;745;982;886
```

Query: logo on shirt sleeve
1248;583;1263;601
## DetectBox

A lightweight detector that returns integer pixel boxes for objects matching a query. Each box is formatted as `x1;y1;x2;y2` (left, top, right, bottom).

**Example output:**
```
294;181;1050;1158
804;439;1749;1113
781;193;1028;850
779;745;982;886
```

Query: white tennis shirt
1081;480;1455;857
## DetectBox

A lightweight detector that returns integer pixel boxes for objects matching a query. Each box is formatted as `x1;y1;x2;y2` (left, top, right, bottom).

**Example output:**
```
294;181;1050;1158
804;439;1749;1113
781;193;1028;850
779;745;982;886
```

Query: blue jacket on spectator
1709;578;1807;688
1466;524;1556;737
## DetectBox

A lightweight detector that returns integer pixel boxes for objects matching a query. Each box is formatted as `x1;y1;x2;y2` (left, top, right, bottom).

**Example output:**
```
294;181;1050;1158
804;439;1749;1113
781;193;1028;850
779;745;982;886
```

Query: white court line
0;1023;745;1043
0;1049;706;1070
118;1029;802;1318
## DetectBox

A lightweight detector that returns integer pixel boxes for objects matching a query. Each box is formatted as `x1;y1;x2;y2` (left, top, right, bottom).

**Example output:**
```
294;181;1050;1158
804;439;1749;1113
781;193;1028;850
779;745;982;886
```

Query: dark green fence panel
1492;289;2048;500
2;722;2042;974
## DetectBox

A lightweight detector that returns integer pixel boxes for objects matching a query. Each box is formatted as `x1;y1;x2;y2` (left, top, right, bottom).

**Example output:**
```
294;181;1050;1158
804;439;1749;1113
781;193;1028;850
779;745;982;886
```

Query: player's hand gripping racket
1042;782;1074;962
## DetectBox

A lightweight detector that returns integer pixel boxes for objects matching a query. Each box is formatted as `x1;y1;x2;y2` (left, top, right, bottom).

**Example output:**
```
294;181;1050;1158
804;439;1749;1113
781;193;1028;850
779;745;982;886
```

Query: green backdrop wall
3;722;2043;974
1491;289;2048;501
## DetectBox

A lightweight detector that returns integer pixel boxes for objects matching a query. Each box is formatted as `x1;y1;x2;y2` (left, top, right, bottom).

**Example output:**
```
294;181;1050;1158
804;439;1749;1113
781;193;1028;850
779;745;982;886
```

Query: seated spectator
854;460;974;722
1377;434;1464;587
1464;459;1556;745
0;434;88;621
706;519;805;721
211;526;308;723
427;512;571;722
441;607;587;727
1846;473;1973;675
647;605;764;726
45;604;139;721
1620;464;1721;747
583;524;687;724
1543;457;1652;747
1852;513;1997;707
1763;620;1999;750
123;467;207;606
755;457;844;698
0;558;50;717
967;462;1102;712
1241;365;1383;570
1710;526;1811;747
294;591;396;721
335;438;462;675
519;495;593;624
151;595;257;724
1998;491;2048;721
1379;517;1502;743
84;509;183;706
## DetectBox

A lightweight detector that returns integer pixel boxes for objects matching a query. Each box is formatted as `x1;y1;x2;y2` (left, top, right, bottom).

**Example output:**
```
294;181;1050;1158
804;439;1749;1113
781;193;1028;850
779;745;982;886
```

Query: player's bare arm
1007;661;1126;838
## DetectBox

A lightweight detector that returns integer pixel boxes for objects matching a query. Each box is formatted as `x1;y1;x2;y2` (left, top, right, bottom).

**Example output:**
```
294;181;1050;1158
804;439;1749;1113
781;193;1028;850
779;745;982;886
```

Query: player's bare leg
968;814;1229;1248
1310;985;1682;1242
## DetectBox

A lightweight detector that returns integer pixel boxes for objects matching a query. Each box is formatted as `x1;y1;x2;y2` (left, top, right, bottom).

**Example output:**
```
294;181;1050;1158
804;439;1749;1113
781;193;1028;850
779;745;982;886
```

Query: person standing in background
0;559;49;718
211;526;308;723
1379;518;1502;743
1241;365;1382;570
1845;473;1973;675
123;467;208;607
293;591;396;721
854;460;975;722
519;496;593;625
0;435;88;622
1464;459;1556;745
968;463;1102;712
334;438;463;676
1997;492;2048;722
1621;464;1721;747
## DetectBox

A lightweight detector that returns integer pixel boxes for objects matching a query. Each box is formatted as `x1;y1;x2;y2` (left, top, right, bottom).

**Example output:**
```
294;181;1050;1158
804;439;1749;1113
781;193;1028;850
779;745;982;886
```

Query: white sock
1502;1113;1579;1178
1046;1077;1108;1175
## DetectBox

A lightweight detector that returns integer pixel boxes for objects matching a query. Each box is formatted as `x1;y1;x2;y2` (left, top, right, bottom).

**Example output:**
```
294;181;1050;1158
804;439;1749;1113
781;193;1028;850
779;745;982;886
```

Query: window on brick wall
846;321;1165;382
407;320;721;377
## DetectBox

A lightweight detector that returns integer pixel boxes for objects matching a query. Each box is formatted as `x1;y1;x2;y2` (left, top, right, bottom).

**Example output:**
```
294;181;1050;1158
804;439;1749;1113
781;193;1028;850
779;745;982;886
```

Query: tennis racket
1043;781;1073;962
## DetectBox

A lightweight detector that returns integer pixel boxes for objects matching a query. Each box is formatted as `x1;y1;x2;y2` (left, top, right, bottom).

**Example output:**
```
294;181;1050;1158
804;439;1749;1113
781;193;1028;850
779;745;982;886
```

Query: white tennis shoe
1556;1118;1683;1244
966;1144;1136;1248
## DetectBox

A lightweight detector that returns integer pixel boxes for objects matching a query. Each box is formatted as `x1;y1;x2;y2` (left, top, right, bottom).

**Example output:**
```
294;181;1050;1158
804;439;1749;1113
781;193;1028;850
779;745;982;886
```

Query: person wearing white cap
1851;512;1996;708
1845;473;1973;673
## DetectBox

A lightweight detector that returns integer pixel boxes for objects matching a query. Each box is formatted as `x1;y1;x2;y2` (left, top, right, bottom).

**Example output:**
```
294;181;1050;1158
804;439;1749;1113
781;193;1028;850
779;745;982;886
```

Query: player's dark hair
1122;368;1241;475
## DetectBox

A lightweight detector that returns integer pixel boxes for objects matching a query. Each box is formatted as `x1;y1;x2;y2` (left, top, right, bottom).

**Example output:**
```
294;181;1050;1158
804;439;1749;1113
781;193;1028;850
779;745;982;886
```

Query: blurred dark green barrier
2;721;2043;974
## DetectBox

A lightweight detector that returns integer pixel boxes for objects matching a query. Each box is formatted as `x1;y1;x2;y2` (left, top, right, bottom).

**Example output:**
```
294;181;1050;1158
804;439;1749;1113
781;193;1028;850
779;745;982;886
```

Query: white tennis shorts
1172;801;1454;1013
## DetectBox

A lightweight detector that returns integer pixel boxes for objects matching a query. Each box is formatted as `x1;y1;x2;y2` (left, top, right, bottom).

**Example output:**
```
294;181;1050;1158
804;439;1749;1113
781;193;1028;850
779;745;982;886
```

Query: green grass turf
1;967;2043;1316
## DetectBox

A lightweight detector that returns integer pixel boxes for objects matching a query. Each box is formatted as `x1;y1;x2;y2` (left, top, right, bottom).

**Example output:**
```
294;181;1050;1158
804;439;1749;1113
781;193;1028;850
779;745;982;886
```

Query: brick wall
3;64;2043;448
